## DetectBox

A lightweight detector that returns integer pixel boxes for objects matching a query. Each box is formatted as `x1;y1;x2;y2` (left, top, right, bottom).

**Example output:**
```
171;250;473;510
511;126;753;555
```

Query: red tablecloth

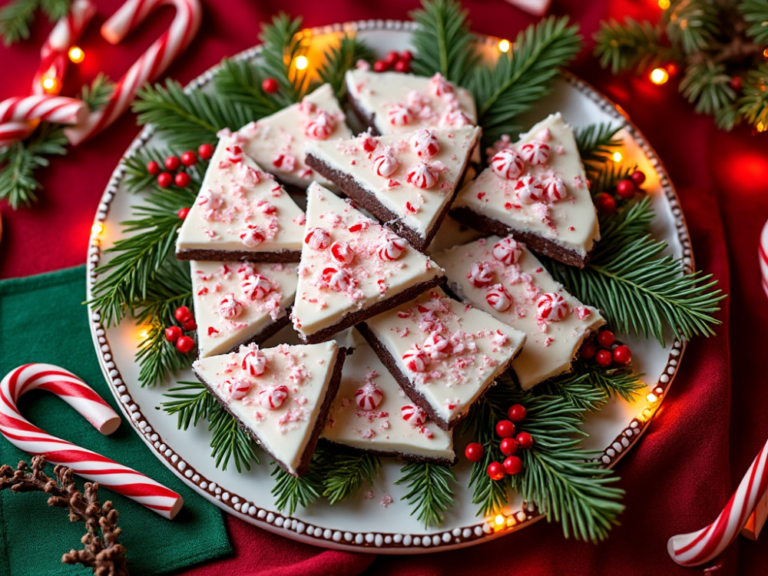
1;0;766;574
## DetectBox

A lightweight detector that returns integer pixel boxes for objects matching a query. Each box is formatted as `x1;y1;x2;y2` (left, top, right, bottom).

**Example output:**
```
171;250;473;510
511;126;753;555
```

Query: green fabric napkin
0;266;232;576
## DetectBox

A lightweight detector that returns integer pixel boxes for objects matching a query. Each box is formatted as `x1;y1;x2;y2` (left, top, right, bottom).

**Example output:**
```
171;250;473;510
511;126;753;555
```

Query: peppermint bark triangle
236;83;353;189
176;134;306;262
291;183;445;344
451;113;601;268
193;341;345;476
305;125;481;252
433;236;605;390
191;261;298;358
358;288;526;430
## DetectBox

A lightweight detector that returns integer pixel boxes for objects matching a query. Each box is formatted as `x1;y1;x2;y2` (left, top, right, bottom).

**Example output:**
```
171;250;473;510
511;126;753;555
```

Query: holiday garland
87;0;726;539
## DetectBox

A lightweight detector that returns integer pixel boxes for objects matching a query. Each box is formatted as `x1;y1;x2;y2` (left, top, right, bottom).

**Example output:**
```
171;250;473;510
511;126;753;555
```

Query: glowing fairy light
41;76;58;93
68;46;85;64
91;223;104;236
498;39;511;53
612;151;623;163
294;55;309;70
659;0;670;9
650;68;669;85
647;393;658;403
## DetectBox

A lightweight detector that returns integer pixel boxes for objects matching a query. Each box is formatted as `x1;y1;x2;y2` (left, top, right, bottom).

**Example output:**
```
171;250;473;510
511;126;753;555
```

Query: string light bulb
139;329;149;339
612;151;623;163
41;76;58;93
294;55;309;70
91;223;104;236
68;46;85;64
495;514;505;526
498;39;511;53
758;122;766;133
658;0;670;9
647;393;658;403
650;67;669;85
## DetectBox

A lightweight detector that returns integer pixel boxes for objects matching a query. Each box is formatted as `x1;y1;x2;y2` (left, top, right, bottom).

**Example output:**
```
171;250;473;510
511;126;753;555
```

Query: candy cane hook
668;438;768;566
0;364;183;519
65;0;202;145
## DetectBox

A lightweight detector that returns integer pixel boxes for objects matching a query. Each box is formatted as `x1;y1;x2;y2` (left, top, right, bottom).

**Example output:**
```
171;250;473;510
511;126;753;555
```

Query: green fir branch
0;0;39;45
213;59;286;117
259;14;308;103
122;147;204;197
593;18;672;75
409;0;480;87
271;455;326;515
162;381;217;431
680;60;737;118
590;162;636;197
575;123;623;182
741;0;768;44
395;462;456;528
664;0;720;54
323;452;381;505
739;62;768;128
80;74;116;112
312;33;375;100
471;16;582;145
39;0;70;20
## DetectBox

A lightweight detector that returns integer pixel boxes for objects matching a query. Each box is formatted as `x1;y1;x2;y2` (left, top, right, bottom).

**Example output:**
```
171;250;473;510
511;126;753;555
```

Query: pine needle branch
395;462;456;528
312;33;375;100
739;62;768;128
39;0;70;21
271;454;326;515
680;60;737;118
213;59;286;117
323;452;381;505
258;14;309;103
593;18;673;74
664;0;720;54
0;0;39;45
80;73;115;112
122;147;204;198
741;0;768;44
575;123;623;182
162;381;217;431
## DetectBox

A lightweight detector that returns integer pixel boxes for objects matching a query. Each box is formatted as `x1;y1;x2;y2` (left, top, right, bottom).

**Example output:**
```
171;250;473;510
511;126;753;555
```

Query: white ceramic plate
85;21;692;553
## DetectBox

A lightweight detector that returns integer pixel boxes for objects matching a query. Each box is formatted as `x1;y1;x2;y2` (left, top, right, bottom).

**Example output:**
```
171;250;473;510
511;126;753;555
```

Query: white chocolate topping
192;261;298;358
176;135;306;256
236;84;353;188
363;288;526;427
321;329;454;461
453;113;600;258
291;183;444;340
193;341;340;475
433;236;605;389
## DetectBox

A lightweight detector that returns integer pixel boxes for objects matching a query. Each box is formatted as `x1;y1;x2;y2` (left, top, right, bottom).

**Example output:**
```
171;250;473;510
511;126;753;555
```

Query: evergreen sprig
740;62;768;128
593;18;673;75
312;33;376;100
664;0;719;54
471;16;582;145
395;462;457;528
213;59;286;117
409;0;480;88
742;0;768;44
575;123;623;182
122;147;205;196
259;14;309;103
271;455;326;515
0;0;70;45
323;452;381;505
80;74;116;112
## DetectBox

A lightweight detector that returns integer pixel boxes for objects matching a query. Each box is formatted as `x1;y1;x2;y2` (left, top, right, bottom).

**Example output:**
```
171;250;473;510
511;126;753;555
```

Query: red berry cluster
580;329;632;367
165;306;196;354
147;144;213;189
464;404;533;481
262;77;279;94
594;169;646;216
373;50;413;73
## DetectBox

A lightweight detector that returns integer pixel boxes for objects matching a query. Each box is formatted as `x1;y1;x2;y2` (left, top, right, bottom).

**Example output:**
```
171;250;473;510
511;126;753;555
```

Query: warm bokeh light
658;0;670;9
764;48;768;58
495;514;505;526
666;62;679;76
612;151;623;163
647;393;658;403
91;223;104;235
68;46;85;64
498;39;511;53
650;67;669;85
41;76;58;93
139;329;149;339
758;122;766;133
294;55;309;70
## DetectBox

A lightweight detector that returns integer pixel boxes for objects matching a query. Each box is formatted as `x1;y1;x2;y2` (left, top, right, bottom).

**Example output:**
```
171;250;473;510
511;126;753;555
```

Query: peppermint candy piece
468;261;494;288
515;175;543;204
373;146;399;177
355;382;384;411
407;162;438;190
241;274;272;300
240;225;265;248
321;267;352;291
429;73;454;96
197;189;223;210
272;153;296;172
402;345;430;373
536;292;569;322
362;135;378;152
225;143;243;164
227;378;251;400
241;348;267;377
439;109;472;127
219;293;243;319
330;241;354;265
424;332;451;359
490;149;525;180
305;227;331;250
520;140;550;165
378;237;406;261
410;128;440;158
258;384;288;410
486;284;512;312
542;176;567;203
401;404;427;427
304;111;336;140
387;104;411;126
492;237;523;265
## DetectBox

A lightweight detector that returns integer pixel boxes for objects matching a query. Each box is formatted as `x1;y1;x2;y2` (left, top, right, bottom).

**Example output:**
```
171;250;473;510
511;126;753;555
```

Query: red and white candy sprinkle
355;382;384;411
258;385;288;410
491;149;525;180
401;404;427;427
492;237;522;265
536;292;568;322
305;227;331;250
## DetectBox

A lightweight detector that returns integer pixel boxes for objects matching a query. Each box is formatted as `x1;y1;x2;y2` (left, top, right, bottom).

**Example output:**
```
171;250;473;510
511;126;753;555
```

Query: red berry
400;50;414;62
164;156;180;171
177;207;190;219
464;442;484;462
175;335;195;354
165;325;182;342
181;151;198;167
182;317;197;331
596;330;615;348
394;60;411;73
515;432;534;450
198;143;214;160
616;179;636;200
487;462;505;481
500;437;518;456
503;455;523;475
595;193;616;215
507;404;526;422
581;341;597;360
631;170;646;186
174;172;191;187
174;306;192;322
495;420;516;439
385;50;400;64
373;60;390;73
730;76;742;91
157;172;173;188
613;345;632;365
147;160;161;175
595;349;613;367
262;77;279;94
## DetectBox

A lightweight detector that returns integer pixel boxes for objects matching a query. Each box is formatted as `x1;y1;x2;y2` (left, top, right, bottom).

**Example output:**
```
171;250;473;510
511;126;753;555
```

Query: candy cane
0;96;87;126
668;438;768;566
65;0;202;145
0;364;183;519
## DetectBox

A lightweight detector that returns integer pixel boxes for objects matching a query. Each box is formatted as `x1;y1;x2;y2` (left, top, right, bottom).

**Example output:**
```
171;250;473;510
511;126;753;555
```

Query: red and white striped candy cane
0;122;38;149
65;0;202;145
0;96;87;126
0;364;184;519
668;438;768;566
759;219;768;299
